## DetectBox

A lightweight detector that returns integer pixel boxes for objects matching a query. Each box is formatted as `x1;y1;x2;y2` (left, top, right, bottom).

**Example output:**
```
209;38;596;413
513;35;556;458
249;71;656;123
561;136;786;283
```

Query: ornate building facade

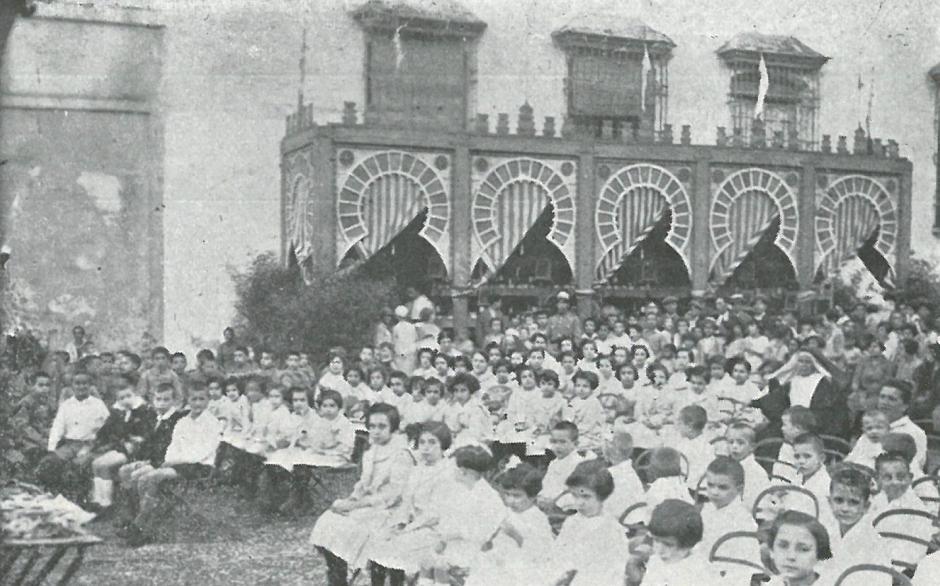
282;0;915;337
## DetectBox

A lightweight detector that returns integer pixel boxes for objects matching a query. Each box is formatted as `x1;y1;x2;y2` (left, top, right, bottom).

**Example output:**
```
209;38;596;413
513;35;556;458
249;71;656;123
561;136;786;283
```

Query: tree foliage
231;253;397;363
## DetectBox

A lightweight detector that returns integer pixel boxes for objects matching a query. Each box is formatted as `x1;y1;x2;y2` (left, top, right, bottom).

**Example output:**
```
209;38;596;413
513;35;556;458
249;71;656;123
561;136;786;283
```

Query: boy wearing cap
546;291;581;343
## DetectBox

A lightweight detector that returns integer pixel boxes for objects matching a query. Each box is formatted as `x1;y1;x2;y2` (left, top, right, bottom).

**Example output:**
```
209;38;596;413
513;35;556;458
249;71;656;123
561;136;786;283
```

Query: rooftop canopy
717;32;829;67
350;0;486;36
553;14;675;55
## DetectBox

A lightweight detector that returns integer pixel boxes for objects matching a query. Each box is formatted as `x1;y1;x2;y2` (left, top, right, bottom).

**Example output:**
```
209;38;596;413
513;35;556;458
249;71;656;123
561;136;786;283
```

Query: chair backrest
752;485;819;519
618;501;648;527
912;475;940;512
707;531;767;573
833;563;912;586
871;507;938;528
819;434;852;455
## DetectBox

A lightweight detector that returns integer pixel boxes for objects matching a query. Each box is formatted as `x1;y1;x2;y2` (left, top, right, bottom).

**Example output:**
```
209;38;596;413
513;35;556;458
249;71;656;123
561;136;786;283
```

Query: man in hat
546;291;581;343
686;298;704;329
392;305;417;375
714;297;733;327
662;296;681;331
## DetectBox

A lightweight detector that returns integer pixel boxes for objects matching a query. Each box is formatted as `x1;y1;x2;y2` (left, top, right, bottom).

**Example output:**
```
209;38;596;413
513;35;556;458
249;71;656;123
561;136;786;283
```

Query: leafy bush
231;253;398;363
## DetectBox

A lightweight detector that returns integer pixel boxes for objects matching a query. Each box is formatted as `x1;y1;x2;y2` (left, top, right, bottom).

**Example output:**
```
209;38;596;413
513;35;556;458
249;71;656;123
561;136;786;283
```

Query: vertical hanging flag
641;43;652;111
393;23;406;71
755;53;769;119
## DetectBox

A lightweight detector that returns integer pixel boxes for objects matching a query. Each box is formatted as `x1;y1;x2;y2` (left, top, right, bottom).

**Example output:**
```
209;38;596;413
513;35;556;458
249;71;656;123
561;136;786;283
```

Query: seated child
444;372;491;447
596;355;623;395
866;451;933;569
412;348;437;380
563;371;606;451
640;499;717;585
713;357;765;427
523;370;567;457
845;409;890;472
318;354;353;397
816;467;892;586
415;446;504;584
206;376;224;418
615;363;640;410
365;423;455;585
577;340;600;374
673;405;714;491
699;457;760;581
122;385;222;546
310;404;414;580
548;460;631;586
431;353;454;383
645;448;695;515
36;370;109;504
10;371;57;472
881;432;940;503
766;511;833;586
676;366;720;429
216;377;250;470
537;421;585;514
465;463;554;586
378;370;415;416
602;432;645;523
726;422;771;511
788;433;831;517
407;378;449;425
775;406;817;485
632;363;677;449
343;367;377;413
88;378;156;512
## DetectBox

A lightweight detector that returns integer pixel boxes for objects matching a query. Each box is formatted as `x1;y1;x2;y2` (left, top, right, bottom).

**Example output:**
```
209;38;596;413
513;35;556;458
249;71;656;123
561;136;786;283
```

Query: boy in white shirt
125;385;222;546
698;457;760;581
36;371;109;503
536;421;584;516
845;409;890;472
866;451;934;570
775;406;817;484
789;433;831;517
726;422;771;511
673;405;714;491
377;370;415;417
602;431;644;522
563;371;606;451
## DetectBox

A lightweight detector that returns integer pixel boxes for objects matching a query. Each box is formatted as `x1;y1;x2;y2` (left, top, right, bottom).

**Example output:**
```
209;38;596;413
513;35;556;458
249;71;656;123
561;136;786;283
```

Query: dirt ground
71;481;354;585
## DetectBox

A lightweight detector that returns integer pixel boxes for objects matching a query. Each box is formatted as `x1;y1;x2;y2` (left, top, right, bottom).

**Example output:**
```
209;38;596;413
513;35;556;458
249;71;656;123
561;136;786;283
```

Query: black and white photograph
1;0;940;584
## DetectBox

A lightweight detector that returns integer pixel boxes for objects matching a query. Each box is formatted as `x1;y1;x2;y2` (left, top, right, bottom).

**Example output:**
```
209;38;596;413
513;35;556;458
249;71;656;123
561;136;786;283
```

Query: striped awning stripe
596;186;668;281
477;180;550;277
356;173;427;259
827;196;880;274
712;190;778;283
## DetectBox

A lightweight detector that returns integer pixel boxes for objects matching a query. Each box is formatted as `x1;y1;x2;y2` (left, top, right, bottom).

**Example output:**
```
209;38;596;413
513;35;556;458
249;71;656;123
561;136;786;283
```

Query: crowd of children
5;291;940;584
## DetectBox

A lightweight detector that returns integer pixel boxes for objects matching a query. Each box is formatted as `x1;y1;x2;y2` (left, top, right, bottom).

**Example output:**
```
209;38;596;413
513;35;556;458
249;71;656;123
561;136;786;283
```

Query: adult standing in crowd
374;307;394;348
392;305;417;375
64;325;90;363
217;327;238;369
546;291;581;345
912;342;940;421
406;285;434;323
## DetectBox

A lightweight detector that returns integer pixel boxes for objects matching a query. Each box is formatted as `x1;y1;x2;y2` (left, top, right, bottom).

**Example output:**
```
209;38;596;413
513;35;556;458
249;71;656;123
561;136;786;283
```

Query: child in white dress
365;422;455;585
407;378;449;426
310;404;415;583
444;373;491;447
416;446;505;584
465;463;553;586
547;460;631;586
563;371;607;451
645;448;695;516
640;499;717;585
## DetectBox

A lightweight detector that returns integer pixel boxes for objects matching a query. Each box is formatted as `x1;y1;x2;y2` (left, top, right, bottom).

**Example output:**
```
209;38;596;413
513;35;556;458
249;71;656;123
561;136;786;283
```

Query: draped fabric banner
471;157;577;283
710;167;799;286
475;180;550;275
595;163;693;284
815;174;897;281
284;149;315;264
596;187;667;281
336;149;451;273
711;191;779;283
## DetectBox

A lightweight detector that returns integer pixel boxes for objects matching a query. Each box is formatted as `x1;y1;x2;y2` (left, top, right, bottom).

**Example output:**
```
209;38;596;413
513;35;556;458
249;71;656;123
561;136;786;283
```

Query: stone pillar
690;158;711;295
451;145;472;341
797;164;817;291
896;162;913;285
575;148;595;321
309;132;337;274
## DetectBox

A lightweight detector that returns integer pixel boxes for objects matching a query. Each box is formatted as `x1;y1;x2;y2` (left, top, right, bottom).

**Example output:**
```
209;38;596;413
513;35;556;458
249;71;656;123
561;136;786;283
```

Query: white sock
92;477;114;507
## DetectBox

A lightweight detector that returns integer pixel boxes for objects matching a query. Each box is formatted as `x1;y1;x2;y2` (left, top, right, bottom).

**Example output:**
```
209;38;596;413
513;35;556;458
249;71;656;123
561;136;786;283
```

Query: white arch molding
471;157;577;277
595;163;693;282
709;167;800;283
815;174;897;276
335;149;451;274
